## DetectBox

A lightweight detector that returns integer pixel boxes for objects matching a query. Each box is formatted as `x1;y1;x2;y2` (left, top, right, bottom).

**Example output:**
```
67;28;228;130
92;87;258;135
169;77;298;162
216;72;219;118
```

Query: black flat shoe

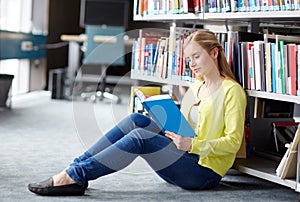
28;178;86;196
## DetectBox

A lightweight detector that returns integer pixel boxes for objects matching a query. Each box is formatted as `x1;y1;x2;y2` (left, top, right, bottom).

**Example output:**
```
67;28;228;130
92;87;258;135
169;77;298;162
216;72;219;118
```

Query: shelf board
247;90;300;104
130;74;300;104
130;72;191;87
234;155;297;190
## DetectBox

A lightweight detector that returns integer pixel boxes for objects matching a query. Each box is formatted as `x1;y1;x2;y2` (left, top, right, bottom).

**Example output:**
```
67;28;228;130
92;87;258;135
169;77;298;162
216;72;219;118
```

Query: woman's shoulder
223;78;243;89
223;79;246;96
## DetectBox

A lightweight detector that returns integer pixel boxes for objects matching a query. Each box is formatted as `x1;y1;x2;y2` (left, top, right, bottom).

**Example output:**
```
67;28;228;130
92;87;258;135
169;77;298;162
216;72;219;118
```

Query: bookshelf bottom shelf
233;155;297;191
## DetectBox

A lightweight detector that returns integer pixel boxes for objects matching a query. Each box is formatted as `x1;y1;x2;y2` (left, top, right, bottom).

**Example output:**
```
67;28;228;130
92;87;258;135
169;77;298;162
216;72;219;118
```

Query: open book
134;88;196;137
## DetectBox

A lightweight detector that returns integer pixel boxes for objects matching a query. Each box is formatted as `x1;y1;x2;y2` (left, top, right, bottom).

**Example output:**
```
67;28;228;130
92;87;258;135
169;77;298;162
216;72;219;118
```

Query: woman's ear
210;47;219;59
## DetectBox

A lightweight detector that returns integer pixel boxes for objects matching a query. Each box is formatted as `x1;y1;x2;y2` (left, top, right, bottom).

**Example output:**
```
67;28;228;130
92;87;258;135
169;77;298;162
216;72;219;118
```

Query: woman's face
184;41;218;79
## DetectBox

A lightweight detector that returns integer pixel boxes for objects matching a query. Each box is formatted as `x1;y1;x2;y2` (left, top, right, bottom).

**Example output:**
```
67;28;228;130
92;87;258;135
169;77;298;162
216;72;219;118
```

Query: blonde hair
184;30;236;81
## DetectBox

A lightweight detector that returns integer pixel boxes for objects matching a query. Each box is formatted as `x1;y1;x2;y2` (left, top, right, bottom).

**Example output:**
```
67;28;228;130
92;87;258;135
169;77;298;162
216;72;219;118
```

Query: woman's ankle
52;171;75;186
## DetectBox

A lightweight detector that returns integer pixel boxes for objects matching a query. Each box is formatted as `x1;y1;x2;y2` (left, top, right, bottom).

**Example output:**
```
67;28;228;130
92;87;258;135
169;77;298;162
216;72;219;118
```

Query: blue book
134;89;196;137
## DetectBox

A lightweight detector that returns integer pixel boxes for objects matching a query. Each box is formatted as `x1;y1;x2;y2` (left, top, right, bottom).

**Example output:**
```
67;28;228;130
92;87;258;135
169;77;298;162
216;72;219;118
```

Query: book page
145;94;171;101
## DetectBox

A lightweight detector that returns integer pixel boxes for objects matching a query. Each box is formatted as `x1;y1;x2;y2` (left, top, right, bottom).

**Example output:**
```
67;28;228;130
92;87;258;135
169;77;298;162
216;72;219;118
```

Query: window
0;0;33;95
0;0;32;33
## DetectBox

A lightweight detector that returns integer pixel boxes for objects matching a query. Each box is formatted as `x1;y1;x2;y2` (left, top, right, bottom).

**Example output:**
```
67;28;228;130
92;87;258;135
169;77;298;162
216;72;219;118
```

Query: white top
189;105;199;130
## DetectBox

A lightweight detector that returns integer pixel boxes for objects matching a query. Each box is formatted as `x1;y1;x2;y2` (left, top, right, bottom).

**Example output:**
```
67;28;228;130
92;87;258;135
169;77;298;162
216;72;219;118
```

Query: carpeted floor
0;89;299;202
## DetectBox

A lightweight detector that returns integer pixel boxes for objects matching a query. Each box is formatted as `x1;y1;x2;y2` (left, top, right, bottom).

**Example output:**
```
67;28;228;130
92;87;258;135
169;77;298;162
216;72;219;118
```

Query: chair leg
78;65;121;104
96;65;121;103
96;90;121;103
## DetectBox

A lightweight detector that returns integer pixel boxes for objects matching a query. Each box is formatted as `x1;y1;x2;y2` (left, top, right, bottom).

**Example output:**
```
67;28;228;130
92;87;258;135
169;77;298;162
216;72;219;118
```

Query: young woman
28;29;247;196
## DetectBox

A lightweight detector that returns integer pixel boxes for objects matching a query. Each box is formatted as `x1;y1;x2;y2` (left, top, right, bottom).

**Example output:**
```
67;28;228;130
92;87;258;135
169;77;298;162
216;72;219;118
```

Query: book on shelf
133;29;169;75
168;27;198;82
264;34;300;95
265;42;272;92
247;42;256;90
134;88;196;137
155;37;168;78
279;40;286;94
193;0;201;13
134;0;199;16
287;43;297;95
276;125;300;179
253;40;265;91
296;143;300;192
131;27;199;82
275;145;289;177
239;42;248;88
273;122;298;154
230;32;264;88
222;0;231;11
271;42;277;93
180;0;195;13
298;45;300;96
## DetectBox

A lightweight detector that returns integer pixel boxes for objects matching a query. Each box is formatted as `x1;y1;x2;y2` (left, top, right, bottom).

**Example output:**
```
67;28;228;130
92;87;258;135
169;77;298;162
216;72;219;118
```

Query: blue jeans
66;113;221;190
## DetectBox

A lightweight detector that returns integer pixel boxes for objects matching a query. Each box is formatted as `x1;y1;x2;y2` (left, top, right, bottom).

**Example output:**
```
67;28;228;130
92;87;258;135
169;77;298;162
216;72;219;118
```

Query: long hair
184;30;236;81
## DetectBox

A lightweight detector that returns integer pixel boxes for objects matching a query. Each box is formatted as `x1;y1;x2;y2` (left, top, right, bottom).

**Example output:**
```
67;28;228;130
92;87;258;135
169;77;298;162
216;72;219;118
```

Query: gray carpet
0;89;299;202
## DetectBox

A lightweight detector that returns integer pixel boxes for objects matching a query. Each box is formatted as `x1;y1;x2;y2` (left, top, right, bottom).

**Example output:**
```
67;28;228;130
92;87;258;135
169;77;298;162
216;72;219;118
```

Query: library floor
0;87;299;202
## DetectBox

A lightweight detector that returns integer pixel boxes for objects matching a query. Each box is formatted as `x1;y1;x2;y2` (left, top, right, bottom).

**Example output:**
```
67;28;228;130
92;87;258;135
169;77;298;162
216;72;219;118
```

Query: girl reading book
28;29;247;196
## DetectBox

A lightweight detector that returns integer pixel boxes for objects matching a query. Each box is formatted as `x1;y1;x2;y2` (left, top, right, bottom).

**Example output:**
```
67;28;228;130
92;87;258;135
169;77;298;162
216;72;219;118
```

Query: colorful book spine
265;42;272;92
279;40;286;94
287;44;297;95
271;42;277;93
297;45;300;95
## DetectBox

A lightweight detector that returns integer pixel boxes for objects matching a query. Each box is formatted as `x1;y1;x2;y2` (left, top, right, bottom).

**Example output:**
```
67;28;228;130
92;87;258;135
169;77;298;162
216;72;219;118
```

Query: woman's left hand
165;131;193;152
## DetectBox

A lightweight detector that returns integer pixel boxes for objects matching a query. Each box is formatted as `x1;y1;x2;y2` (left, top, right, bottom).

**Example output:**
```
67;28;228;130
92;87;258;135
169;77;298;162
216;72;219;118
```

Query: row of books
131;28;198;82
134;0;300;16
209;0;300;12
135;0;200;16
131;28;300;96
238;35;300;96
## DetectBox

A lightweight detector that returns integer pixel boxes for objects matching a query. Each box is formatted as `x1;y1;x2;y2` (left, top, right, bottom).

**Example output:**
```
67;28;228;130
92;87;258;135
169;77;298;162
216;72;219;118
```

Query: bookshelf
131;0;300;192
134;11;300;22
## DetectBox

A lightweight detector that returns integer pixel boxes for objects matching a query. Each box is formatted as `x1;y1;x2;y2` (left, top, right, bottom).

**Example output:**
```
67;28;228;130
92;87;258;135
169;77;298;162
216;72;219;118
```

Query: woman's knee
124;128;161;149
129;113;151;128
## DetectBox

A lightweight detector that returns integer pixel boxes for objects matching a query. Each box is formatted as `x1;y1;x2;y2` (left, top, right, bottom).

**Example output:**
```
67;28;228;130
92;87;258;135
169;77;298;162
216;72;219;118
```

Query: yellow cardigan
181;78;247;177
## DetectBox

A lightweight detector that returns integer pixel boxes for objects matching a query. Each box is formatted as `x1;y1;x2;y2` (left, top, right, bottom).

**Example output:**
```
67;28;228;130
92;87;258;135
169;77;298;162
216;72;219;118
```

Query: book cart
130;0;300;193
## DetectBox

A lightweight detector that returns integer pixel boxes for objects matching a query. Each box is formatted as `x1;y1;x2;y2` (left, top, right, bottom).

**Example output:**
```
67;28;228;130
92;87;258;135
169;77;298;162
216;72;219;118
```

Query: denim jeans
66;113;221;190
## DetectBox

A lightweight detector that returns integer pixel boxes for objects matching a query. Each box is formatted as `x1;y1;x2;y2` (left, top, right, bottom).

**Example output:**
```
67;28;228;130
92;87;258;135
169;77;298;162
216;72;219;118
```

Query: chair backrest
83;25;125;66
